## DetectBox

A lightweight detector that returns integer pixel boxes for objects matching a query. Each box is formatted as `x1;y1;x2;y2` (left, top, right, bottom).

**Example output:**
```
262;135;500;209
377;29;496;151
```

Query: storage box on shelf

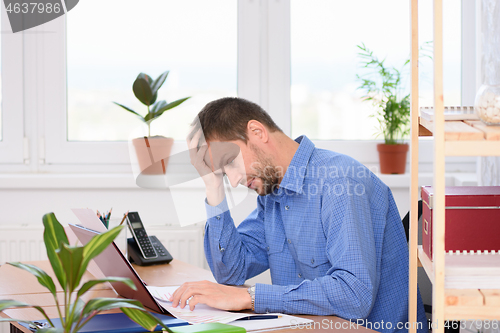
421;186;500;258
408;0;500;330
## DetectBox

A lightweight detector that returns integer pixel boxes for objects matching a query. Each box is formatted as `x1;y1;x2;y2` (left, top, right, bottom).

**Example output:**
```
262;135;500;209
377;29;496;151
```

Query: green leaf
65;297;85;330
0;299;31;312
76;226;124;286
56;243;84;294
151;71;169;96
81;298;145;318
150;92;158;106
152;97;191;119
150;100;167;116
133;73;154;106
42;213;69;291
112;102;145;121
144;112;156;123
7;263;57;297
0;300;55;327
143;73;158;105
77;277;136;298
121;307;169;332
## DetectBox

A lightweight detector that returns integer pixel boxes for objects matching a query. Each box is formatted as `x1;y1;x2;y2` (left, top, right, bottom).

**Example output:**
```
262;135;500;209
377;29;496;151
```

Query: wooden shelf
417;246;434;284
410;1;500;329
417;247;500;319
445;290;500;320
418;117;500;156
444;141;500;156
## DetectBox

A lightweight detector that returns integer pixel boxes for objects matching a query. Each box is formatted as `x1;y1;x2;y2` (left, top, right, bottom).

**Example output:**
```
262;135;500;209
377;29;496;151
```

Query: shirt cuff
205;197;230;219
254;283;287;314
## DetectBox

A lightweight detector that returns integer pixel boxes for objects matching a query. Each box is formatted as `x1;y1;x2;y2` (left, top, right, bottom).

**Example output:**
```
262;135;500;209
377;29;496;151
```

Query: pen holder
107;218;128;256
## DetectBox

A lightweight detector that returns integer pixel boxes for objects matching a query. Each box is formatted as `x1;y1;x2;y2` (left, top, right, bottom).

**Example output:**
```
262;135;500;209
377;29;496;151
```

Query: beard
249;143;281;196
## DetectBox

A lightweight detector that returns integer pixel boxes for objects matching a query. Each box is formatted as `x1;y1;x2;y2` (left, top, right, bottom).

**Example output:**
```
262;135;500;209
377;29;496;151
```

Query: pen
119;211;129;226
237;315;281;321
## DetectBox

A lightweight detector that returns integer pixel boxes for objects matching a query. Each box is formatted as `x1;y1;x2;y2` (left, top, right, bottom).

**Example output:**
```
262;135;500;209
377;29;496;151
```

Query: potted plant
114;71;190;175
356;43;411;174
0;213;168;333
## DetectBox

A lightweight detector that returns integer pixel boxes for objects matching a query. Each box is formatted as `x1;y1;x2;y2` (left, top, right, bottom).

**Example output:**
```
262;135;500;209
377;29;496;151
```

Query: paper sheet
147;286;314;330
147;286;252;324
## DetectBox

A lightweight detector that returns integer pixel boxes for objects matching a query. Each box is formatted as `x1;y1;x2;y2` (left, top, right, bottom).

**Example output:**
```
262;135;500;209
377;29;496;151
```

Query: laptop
69;223;168;314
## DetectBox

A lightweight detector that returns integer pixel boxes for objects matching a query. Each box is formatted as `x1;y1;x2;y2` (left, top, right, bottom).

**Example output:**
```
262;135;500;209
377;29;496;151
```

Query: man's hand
187;129;225;206
170;280;252;311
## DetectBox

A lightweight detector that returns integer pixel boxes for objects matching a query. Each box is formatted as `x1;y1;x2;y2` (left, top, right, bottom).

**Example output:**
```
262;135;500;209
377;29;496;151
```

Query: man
170;97;428;333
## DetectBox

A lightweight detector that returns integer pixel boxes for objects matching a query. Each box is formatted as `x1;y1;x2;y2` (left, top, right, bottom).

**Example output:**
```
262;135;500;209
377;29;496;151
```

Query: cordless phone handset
126;212;158;259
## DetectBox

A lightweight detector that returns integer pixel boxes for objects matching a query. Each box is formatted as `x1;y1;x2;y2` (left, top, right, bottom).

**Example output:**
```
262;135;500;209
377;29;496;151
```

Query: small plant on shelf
0;213;166;333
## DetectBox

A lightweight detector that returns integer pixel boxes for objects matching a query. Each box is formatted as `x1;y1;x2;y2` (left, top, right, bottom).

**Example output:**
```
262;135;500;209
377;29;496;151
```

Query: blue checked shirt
204;136;428;333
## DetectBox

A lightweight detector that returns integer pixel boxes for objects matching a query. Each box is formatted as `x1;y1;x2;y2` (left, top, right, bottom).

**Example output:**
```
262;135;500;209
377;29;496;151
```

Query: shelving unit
408;1;500;332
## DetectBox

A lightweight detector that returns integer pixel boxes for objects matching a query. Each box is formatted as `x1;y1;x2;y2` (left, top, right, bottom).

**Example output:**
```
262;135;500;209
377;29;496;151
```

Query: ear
247;120;269;143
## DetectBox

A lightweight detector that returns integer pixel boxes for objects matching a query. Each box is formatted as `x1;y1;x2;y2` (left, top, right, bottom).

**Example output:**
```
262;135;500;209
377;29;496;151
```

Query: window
0;8;3;142
290;0;461;141
1;0;472;170
66;0;237;142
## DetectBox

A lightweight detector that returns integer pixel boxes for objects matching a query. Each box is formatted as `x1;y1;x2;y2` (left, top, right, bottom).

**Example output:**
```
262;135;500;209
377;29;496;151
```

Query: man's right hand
187;129;226;207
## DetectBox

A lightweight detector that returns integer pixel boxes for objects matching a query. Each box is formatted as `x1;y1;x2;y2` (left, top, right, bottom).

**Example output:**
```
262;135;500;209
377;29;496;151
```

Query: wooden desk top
0;260;375;333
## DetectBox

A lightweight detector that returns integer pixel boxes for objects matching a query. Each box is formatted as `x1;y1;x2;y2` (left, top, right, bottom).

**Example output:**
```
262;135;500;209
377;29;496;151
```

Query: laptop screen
68;224;164;313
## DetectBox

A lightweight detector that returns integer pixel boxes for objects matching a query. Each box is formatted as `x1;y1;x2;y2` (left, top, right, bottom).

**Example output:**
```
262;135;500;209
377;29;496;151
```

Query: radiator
0;225;47;264
0;224;205;333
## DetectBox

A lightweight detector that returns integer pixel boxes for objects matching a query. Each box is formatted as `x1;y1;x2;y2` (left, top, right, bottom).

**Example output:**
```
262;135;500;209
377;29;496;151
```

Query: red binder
421;186;500;260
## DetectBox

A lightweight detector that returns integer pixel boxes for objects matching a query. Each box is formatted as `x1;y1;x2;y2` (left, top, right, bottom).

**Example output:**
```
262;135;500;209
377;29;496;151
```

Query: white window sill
0;172;477;189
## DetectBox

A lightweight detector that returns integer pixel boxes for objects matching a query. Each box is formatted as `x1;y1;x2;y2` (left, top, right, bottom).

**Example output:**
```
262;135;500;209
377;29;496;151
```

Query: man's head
189;97;286;196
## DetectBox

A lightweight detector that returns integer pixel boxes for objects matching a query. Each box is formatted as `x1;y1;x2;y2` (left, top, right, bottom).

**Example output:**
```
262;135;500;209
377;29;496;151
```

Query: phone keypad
136;230;157;258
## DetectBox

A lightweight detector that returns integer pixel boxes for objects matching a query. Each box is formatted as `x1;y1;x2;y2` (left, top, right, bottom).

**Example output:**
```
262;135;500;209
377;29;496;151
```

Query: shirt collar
269;135;315;197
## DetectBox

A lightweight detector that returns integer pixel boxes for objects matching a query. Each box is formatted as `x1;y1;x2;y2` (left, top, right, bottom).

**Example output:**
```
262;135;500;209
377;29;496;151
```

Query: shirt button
220;248;225;252
216;216;221;220
288;239;292;244
298;273;302;278
266;246;270;251
311;258;315;264
285;205;290;210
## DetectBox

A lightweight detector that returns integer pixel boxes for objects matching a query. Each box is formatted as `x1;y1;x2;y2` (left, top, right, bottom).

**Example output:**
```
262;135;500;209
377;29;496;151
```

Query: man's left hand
169;280;252;311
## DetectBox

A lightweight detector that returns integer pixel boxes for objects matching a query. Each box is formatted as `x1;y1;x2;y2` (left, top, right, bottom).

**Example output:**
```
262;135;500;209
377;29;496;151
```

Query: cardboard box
421;186;500;260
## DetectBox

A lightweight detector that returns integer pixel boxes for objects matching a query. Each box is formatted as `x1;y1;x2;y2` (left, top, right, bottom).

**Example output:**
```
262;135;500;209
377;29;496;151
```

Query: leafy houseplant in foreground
114;71;190;175
0;213;167;333
356;43;411;174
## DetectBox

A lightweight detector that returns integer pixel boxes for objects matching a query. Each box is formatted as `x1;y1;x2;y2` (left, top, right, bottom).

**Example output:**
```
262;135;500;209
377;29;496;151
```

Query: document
147;286;253;324
146;286;314;331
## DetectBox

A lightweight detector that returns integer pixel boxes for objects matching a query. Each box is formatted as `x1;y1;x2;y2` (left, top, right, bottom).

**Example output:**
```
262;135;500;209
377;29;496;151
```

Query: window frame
1;0;477;173
0;5;24;164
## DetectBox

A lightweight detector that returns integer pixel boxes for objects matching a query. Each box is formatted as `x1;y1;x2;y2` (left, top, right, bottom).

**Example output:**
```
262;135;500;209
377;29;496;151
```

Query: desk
0;260;375;333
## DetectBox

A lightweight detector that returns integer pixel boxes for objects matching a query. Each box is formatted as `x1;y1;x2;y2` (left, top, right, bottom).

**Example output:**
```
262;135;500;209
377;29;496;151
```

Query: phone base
127;237;173;266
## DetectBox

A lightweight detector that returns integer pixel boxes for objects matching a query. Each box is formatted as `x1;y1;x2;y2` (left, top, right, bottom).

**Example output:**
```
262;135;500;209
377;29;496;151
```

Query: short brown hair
190;97;282;143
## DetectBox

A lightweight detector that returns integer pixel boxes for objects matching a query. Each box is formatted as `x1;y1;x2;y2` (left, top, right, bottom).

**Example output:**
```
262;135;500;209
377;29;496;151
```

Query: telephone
126;211;173;266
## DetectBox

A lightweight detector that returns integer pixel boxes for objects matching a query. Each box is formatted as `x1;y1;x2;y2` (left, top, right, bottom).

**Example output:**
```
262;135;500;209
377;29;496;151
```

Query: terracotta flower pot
132;136;174;175
377;143;409;174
